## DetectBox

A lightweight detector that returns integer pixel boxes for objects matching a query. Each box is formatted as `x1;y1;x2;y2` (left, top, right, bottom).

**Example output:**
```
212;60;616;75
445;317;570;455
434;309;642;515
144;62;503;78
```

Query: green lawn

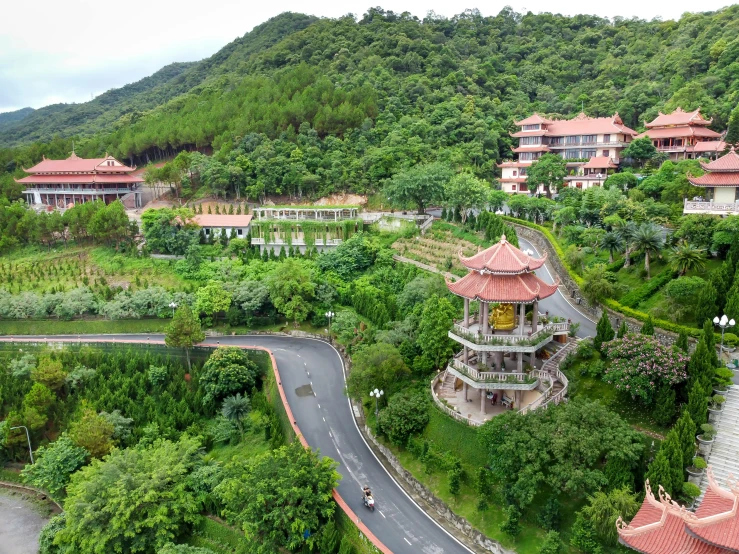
0;318;172;335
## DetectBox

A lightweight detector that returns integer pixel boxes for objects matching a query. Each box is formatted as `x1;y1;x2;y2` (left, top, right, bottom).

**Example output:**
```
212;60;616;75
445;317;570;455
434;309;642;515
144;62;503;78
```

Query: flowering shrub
602;335;688;404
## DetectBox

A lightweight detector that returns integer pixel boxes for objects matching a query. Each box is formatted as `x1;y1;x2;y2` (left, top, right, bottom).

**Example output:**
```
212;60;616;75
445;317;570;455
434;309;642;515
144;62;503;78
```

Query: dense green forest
2;6;739;200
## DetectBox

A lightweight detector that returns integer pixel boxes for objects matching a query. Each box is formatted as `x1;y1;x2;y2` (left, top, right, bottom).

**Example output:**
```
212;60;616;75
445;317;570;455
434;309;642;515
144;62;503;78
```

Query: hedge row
503;216;701;339
619;268;675;308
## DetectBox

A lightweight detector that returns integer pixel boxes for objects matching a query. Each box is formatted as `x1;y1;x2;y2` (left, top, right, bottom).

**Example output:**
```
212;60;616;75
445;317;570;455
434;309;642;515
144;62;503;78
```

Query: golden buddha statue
489;303;515;331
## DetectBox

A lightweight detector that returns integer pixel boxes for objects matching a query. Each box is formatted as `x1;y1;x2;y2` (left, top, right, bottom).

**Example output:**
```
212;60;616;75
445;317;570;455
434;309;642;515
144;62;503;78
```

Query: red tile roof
459;236;547;274
645;108;713;128
24;153;136;174
512;145;550;153
514;113;551;126
499;178;528;183
497;161;533;167
545;112;637;137
583;156;618;169
687;474;739;551
17;174;144;184
192;214;253;228
700;148;739;172
638;126;723;139
693;141;727;153
688;173;739;187
446;270;559;303
511;129;549;138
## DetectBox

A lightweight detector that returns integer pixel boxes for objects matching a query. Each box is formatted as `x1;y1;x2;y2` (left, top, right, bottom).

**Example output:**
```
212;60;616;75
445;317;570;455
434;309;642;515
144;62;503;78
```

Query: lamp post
369;388;384;418
325;311;335;336
714;314;736;357
10;426;33;464
169;302;178;318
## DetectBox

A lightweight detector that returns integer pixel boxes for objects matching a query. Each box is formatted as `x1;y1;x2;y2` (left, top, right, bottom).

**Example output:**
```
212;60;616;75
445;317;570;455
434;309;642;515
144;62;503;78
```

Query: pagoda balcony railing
251;237;342;247
24;187;136;194
547;141;628;149
448;358;537;386
451;318;568;347
683;199;739;215
564;174;608;181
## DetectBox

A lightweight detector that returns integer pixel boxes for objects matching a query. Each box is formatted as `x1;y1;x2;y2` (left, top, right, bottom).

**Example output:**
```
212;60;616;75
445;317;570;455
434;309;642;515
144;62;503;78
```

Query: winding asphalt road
1;334;469;554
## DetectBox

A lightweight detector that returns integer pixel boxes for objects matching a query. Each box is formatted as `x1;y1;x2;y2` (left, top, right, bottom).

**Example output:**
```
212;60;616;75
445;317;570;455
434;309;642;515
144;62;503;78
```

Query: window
511;184;517;191
519;168;527;176
522;124;540;131
603;134;611;143
602;150;610;158
576;182;583;188
519;152;538;161
205;229;210;235
566;135;580;145
512;170;517;176
565;150;581;159
582;135;596;144
549;137;564;145
520;136;541;145
237;229;243;236
582;149;596;158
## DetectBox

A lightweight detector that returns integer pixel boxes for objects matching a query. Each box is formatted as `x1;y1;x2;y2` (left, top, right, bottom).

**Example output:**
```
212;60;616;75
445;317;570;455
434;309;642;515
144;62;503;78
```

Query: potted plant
713;367;733;395
687;457;707;485
682;481;702;510
697;424;717;456
709;395;726;423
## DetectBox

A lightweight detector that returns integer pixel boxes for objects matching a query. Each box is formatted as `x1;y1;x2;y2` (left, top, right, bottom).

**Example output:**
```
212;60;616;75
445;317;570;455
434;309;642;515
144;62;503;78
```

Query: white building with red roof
618;471;739;554
498;112;637;194
638;108;725;161
192;214;253;240
17;153;144;209
434;235;570;424
683;147;739;216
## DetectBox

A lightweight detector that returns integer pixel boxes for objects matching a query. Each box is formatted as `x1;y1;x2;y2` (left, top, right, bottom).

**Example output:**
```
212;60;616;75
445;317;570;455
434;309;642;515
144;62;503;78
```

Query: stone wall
362;426;516;554
510;222;685;349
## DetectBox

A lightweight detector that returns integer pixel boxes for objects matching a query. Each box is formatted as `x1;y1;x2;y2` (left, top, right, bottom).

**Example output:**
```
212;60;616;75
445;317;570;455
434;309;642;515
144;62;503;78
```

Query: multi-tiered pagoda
683;146;739;216
440;235;569;420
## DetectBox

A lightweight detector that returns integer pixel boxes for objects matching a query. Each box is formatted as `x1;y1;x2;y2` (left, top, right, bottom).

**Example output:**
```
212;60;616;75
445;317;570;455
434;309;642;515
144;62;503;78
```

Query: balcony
683;199;739;215
447;357;539;390
548;141;627;149
23;187;136;195
448;317;569;352
251;237;342;247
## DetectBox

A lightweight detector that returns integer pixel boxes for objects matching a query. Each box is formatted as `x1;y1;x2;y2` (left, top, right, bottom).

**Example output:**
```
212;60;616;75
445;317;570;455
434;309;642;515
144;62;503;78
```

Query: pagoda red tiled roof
645;108;713;128
514;113;551;126
637;126;723;139
192;214;253;228
446;271;559;303
497;161;533;168
583;156;618;169
700;148;739;171
545;112;637;137
16;174;144;184
510;129;549;138
24;153;136;174
693;141;727;153
618;472;739;554
459;236;547;274
499;178;528;183
688;173;739;187
512;145;550;153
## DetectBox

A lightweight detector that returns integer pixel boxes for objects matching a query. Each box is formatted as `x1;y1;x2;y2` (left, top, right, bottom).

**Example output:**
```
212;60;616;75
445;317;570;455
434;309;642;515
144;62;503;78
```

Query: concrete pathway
0;489;50;554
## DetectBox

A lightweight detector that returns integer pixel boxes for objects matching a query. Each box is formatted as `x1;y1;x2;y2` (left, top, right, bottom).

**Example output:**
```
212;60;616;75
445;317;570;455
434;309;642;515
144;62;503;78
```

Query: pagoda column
517;354;523;372
464;298;470;328
481;302;488;367
532;301;539;333
518;303;525;334
480;389;487;414
463;346;468;364
482;302;489;334
463;382;468;401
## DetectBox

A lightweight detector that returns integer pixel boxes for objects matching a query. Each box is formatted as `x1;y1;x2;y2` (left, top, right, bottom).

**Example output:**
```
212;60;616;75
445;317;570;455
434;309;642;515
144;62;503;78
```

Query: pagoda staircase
438;371;458;400
696;384;739;507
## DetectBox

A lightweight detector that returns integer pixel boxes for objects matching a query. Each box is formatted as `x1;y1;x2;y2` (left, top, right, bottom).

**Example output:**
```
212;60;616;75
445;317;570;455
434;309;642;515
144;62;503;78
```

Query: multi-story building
638;107;725;161
17;153;144;209
683;147;739;216
499;112;637;194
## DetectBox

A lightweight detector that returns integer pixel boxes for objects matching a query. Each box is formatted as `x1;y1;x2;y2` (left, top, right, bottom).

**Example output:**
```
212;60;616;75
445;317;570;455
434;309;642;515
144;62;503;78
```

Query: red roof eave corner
458;236;547;274
700;147;739;172
445;271;559;303
514;113;551;126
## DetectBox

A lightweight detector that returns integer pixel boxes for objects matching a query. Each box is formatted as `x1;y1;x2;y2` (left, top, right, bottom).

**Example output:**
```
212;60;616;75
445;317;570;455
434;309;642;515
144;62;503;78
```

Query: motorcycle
363;494;375;511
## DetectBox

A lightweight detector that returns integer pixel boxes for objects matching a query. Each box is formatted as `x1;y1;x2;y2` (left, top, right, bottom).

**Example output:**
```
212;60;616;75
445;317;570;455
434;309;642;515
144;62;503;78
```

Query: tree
669;241;706;276
600;232;624;264
266;258;316;326
384;162;452;215
417;295;458;370
68;408;115;459
444;173;490;223
221;393;251;435
158;544;216;554
652;386;676;426
623;137;658;167
194;280;232;322
31;356;67;391
527;154;567;198
377;391;430;445
640;316;655;335
687;381;709;428
593;312;615;353
345;343;410;401
725;103;739;147
631;223;663;279
501;505;522;537
215;442;339;553
674;409;697;469
539;531;562;554
54;437;203;553
582;264;615;306
199;347;260;406
564;245;585;274
604;172;637;191
579;488;639;546
165;305;205;371
21;434;88;499
676;331;689;353
617;321;628;339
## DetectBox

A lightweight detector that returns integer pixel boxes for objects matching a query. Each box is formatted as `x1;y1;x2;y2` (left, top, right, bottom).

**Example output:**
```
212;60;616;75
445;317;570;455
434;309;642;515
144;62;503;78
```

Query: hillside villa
638;107;726;161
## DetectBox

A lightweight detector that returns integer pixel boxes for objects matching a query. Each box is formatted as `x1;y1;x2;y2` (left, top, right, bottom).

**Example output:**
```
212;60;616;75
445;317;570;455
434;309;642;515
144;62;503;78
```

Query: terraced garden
392;223;480;276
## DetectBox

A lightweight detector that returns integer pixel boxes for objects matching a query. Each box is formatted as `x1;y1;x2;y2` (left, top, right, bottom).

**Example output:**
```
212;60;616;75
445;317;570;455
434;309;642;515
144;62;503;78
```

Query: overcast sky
0;0;735;114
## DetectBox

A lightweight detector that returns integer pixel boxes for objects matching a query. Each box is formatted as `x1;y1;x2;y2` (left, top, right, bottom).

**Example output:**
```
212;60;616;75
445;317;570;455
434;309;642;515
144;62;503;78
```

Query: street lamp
10;426;33;464
325;311;335;336
714;314;736;356
169;302;178;318
369;388;384;418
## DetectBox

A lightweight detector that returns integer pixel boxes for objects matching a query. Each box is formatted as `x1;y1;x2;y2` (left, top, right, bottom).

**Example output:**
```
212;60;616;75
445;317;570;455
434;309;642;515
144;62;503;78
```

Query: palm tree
222;393;251;435
612;220;637;267
669;241;706;276
601;232;625;264
630;223;664;279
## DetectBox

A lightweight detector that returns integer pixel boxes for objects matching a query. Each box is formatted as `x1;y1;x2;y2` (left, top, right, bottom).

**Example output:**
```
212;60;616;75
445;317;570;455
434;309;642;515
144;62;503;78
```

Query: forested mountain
2;6;739;199
0;107;34;132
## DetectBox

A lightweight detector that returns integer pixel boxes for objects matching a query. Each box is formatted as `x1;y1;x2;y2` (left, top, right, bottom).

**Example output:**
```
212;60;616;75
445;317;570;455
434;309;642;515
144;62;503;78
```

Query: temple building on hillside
498;112;637;194
432;235;571;425
638;107;726;161
617;471;739;554
17;153;144;209
683;147;739;216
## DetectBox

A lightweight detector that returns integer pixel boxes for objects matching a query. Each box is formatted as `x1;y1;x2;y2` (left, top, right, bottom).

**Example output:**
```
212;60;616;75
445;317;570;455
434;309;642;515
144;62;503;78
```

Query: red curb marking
0;337;393;554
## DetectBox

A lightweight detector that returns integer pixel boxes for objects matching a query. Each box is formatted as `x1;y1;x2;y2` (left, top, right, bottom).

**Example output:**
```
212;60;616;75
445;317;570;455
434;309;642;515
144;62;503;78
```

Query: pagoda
638;107;725;161
617;470;739;554
439;235;569;421
17;153;144;209
683;147;739;216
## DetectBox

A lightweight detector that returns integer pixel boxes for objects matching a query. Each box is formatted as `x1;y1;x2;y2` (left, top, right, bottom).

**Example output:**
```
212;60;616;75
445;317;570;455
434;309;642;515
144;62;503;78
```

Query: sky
0;0;735;114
